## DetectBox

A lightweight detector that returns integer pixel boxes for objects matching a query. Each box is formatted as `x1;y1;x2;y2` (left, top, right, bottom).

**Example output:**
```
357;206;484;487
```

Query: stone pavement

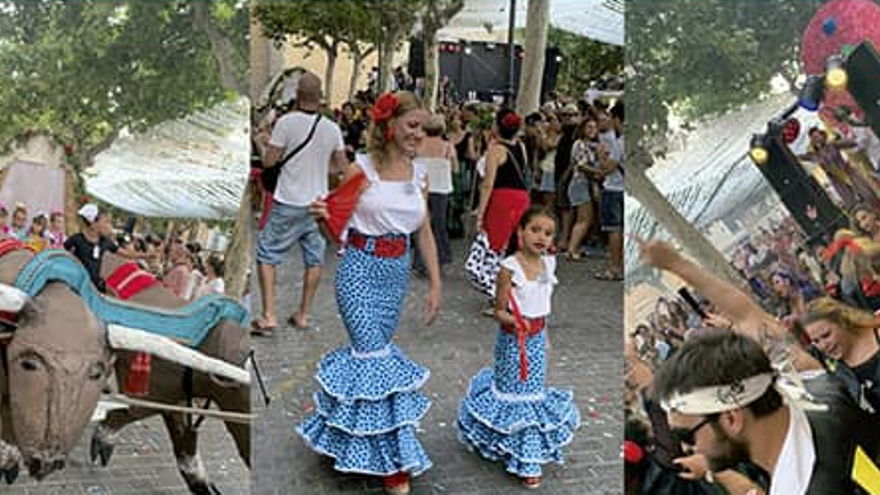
251;240;623;495
3;406;249;495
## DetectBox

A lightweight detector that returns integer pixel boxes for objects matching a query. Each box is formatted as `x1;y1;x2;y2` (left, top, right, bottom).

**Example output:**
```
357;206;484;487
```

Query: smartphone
678;287;708;319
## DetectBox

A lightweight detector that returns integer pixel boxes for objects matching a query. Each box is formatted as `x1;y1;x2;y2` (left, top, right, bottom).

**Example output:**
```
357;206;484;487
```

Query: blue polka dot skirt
458;328;580;477
296;238;432;476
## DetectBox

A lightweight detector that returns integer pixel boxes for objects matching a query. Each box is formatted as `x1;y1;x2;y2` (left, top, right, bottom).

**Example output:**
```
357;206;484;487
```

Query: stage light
797;74;824;111
825;55;848;90
749;134;769;165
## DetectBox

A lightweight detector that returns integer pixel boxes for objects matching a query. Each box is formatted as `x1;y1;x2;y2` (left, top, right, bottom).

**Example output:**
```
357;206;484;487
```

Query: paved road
251;239;623;495
3;402;249;495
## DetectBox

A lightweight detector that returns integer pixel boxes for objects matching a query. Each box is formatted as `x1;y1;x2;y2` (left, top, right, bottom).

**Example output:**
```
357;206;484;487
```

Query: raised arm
635;237;822;370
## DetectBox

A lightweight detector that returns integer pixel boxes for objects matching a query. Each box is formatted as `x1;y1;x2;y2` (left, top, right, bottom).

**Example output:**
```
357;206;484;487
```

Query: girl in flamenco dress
458;205;580;489
297;91;442;495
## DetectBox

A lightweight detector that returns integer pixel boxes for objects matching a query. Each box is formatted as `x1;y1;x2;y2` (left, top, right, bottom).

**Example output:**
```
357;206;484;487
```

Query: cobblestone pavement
251;240;623;495
2;406;249;495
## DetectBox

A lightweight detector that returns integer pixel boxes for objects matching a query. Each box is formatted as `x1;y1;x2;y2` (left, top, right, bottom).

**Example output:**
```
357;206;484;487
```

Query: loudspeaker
844;41;880;139
757;136;849;246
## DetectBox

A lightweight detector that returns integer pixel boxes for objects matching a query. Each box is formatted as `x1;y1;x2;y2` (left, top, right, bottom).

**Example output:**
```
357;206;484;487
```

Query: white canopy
441;0;623;46
84;98;249;220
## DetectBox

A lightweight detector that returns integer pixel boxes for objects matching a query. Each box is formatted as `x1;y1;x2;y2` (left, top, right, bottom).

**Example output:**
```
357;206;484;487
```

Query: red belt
505;288;546;382
347;231;408;258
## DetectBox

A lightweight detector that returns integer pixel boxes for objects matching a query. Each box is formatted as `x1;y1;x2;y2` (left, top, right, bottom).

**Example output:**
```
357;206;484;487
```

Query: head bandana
661;371;828;415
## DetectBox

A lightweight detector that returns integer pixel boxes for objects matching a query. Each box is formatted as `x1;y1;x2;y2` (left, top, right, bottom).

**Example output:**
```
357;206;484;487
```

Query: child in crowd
0;203;9;236
23;213;49;252
48;209;66;249
458;205;580;488
11;203;27;240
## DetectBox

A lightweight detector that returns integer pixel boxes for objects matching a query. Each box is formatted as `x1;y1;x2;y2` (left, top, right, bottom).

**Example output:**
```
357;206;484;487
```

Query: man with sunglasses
654;330;878;495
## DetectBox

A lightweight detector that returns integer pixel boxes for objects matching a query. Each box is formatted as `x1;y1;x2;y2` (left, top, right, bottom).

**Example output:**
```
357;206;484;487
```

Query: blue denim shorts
256;201;326;267
601;190;623;232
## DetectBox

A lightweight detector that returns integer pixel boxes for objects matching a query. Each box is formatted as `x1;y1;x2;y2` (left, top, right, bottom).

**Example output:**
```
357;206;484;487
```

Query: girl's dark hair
206;254;225;278
504;205;557;256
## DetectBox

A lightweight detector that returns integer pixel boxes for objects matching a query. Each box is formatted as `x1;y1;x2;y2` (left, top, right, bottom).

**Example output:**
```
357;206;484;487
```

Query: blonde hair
422;114;446;137
800;296;879;335
366;91;424;164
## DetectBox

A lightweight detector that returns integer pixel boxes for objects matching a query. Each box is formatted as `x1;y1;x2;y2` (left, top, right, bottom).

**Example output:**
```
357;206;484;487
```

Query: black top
554;124;578;185
493;141;529;191
340;119;365;150
802;372;880;494
64;233;118;292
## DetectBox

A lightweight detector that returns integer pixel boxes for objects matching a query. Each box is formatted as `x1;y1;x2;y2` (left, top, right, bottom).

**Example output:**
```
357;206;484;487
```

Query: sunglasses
670;416;715;446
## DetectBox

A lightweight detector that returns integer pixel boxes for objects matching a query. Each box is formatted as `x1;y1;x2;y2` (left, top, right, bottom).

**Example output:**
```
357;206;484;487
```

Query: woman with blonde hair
300;91;441;495
414;113;457;272
799;296;880;413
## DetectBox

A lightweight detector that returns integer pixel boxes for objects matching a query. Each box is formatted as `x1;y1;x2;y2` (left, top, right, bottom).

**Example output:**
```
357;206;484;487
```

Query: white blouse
347;154;428;236
500;254;558;318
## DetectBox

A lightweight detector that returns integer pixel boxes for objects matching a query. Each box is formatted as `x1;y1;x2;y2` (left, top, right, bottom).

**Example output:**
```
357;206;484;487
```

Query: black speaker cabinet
844;41;880;139
757;136;849;246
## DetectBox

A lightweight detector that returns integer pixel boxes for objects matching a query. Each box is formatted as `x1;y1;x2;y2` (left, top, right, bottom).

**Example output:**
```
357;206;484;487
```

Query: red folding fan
319;170;369;244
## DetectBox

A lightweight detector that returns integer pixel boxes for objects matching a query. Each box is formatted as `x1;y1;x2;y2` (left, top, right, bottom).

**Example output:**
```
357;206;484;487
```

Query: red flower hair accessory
370;92;399;124
501;112;522;130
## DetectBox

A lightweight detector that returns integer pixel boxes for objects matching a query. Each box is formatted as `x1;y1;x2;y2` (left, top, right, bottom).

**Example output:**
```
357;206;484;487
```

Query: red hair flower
370;92;399;124
501;112;522;130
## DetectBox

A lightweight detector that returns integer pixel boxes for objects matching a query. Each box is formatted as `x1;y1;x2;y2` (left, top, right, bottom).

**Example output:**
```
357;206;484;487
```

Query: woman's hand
423;286;441;326
308;199;329;221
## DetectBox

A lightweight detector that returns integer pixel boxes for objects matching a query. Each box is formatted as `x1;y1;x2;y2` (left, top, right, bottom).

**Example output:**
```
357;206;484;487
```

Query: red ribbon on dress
105;262;158;300
506;288;545;383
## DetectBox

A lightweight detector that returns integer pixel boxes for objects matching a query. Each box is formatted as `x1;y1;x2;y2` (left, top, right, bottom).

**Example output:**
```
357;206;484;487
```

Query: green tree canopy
547;26;623;97
0;0;247;159
627;0;822;159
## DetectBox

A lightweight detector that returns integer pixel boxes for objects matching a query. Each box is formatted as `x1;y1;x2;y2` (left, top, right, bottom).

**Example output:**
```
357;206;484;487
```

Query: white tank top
414;156;453;194
500;255;558;318
347;154;428;236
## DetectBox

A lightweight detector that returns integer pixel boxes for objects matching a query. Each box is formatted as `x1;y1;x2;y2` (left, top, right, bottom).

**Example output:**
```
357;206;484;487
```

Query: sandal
250;318;276;337
594;270;623;281
522;476;542;489
383;472;410;495
286;314;309;330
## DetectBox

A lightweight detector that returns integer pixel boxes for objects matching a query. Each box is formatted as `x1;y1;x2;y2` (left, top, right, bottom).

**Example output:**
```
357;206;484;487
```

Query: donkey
0;244;249;495
91;252;250;495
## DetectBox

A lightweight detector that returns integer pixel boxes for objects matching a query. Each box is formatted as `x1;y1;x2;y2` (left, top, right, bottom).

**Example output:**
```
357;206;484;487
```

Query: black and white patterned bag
464;232;500;297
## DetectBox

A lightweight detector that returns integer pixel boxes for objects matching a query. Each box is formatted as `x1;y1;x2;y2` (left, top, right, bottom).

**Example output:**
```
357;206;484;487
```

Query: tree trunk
348;45;375;100
626;152;742;285
422;0;464;111
223;182;254;300
324;39;339;103
423;33;439;111
378;30;398;93
516;0;549;114
192;1;246;95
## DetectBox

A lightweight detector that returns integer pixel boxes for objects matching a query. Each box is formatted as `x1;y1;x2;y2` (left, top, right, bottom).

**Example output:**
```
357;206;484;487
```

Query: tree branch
192;2;246;95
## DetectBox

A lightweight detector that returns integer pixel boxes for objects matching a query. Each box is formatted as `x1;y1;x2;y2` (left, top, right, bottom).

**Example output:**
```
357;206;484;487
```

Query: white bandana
661;372;828;415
